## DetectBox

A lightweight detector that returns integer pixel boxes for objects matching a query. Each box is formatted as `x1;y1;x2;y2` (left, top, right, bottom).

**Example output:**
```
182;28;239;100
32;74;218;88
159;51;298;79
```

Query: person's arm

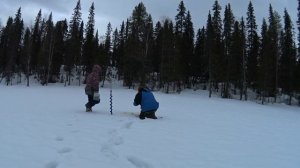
133;91;142;106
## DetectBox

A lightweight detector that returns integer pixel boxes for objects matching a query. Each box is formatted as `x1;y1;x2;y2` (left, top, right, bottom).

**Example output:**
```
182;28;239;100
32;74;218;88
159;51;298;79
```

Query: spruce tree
193;27;207;88
174;0;187;91
104;22;112;62
123;2;151;87
116;21;125;78
258;19;269;104
297;0;300;58
267;5;281;101
182;11;194;88
22;28;31;86
102;22;113;84
144;14;154;79
31;9;42;74
205;11;215;97
230;21;243;96
5;8;24;85
297;0;300;103
212;0;223;89
82;2;96;74
209;0;223;95
52;19;68;82
0;17;13;76
65;0;82;85
223;3;234;98
240;18;247;100
246;1;259;90
152;21;163;73
112;28;119;67
39;13;54;85
279;9;297;105
160;19;175;93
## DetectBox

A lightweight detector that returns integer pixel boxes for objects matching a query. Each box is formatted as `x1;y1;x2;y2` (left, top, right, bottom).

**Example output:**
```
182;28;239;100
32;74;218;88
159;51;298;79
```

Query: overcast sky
0;0;298;37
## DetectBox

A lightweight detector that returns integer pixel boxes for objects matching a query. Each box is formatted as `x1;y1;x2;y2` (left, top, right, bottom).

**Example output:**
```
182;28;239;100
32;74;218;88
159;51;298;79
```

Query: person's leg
85;95;93;112
149;112;157;119
145;110;157;119
139;112;146;120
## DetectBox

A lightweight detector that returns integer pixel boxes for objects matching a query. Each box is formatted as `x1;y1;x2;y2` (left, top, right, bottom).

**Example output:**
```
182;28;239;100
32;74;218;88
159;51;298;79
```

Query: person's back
134;87;159;119
141;88;159;112
86;65;101;91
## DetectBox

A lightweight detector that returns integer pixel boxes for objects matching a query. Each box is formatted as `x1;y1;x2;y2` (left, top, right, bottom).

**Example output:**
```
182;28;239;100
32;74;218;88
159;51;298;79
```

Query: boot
85;104;92;112
149;113;157;119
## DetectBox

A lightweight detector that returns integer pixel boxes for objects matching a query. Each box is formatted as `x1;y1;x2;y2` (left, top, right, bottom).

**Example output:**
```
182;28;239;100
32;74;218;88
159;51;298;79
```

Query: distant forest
0;0;300;105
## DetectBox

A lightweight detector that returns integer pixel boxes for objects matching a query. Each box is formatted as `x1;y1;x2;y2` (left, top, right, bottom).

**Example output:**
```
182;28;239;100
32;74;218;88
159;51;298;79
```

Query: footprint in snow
45;161;59;168
58;147;72;154
111;136;124;146
101;143;119;159
123;121;133;129
70;130;79;133
127;156;153;168
55;136;64;141
107;129;124;146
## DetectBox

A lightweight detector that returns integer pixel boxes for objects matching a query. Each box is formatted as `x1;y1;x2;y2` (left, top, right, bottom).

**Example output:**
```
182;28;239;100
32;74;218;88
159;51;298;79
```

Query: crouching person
133;86;159;119
85;64;102;112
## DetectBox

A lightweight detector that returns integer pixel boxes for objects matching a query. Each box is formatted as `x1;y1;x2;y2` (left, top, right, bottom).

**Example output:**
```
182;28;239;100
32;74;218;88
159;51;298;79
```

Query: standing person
133;86;159;119
85;64;102;112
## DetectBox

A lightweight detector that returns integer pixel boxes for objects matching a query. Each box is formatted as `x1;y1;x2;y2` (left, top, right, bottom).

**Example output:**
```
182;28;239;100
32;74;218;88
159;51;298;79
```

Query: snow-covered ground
0;83;300;168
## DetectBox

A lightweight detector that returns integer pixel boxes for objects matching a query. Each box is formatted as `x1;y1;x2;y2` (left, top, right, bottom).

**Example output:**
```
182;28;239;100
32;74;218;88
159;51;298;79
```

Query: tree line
0;0;300;105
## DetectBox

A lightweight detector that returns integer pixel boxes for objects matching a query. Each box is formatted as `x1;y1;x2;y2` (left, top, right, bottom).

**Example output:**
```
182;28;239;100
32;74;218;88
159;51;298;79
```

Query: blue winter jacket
134;88;159;112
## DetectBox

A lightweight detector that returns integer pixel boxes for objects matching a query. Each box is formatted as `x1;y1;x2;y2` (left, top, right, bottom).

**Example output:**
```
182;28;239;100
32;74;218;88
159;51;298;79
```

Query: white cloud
0;0;298;35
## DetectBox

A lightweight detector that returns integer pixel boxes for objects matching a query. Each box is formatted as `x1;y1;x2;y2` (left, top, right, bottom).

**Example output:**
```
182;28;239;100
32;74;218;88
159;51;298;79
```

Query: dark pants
85;95;100;108
139;110;157;120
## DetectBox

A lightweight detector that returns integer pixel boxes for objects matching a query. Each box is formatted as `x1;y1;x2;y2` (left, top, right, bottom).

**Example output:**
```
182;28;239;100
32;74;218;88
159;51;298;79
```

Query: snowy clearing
0;84;300;168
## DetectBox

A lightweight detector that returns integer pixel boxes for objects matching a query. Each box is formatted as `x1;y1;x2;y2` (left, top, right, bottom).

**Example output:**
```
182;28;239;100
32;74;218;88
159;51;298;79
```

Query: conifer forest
1;0;300;105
